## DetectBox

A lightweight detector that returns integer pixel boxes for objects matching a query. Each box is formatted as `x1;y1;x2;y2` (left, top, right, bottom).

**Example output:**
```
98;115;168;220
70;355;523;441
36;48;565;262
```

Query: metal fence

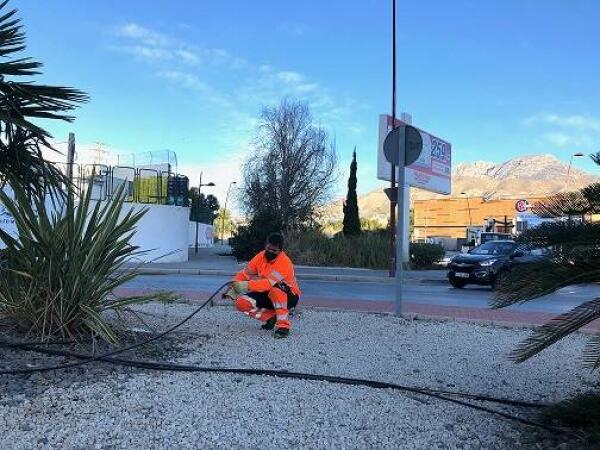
53;163;189;206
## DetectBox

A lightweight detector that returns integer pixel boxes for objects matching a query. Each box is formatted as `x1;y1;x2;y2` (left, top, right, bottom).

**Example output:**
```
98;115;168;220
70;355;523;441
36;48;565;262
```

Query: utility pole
565;152;585;191
195;172;202;255
67;133;75;183
221;181;236;245
194;171;215;254
389;0;398;277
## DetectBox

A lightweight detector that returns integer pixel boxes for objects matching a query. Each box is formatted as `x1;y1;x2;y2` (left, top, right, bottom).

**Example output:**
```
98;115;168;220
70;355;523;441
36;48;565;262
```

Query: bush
0;184;172;343
409;242;445;269
231;211;282;261
285;229;388;269
540;391;600;447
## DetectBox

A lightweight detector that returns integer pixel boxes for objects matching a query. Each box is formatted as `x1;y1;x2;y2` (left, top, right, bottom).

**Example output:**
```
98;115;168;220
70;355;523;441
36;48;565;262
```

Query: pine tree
492;151;600;367
343;148;361;236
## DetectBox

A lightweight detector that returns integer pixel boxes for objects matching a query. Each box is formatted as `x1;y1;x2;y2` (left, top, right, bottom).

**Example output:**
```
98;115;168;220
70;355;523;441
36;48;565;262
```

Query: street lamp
565;152;585;191
221;181;237;245
194;171;216;254
460;191;472;227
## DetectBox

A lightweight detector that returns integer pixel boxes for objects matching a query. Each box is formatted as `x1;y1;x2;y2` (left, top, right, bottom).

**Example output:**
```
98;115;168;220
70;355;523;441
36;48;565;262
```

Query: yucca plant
0;182;171;343
492;151;600;367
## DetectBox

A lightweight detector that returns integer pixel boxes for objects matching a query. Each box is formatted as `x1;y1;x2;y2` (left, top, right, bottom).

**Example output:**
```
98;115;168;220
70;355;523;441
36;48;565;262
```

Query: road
119;274;600;327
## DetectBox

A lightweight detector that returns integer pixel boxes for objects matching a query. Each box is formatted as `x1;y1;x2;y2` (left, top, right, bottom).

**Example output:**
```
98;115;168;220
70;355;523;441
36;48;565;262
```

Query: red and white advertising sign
378;114;452;195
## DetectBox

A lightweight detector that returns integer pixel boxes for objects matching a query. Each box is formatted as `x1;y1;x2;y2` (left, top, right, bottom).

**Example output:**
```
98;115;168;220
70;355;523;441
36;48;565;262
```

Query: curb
133;267;445;284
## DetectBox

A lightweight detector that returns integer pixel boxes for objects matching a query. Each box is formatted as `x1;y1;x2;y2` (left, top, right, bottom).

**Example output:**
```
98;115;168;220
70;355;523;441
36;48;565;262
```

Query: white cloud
276;70;304;84
117;23;172;48
175;49;199;64
158;71;209;91
542;132;593;148
117;45;174;62
179;156;245;213
542;132;570;147
112;23;244;68
523;113;600;131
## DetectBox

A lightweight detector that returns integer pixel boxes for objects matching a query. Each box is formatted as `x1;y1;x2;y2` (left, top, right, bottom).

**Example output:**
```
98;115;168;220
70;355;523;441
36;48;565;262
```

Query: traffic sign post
383;124;423;316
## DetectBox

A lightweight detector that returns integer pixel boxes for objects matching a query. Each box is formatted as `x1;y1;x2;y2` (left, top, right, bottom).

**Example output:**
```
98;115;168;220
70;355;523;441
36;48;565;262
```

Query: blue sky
17;0;600;205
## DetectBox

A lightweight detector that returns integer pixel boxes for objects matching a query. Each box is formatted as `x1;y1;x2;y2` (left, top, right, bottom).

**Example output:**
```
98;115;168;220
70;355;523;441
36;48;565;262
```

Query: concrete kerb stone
132;267;443;284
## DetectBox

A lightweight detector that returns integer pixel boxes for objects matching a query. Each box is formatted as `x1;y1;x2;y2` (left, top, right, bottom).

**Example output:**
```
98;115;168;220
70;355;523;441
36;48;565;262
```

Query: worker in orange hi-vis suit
223;233;301;338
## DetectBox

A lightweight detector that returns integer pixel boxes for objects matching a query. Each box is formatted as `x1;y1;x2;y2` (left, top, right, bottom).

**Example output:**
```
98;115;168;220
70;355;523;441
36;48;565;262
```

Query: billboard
378;114;451;195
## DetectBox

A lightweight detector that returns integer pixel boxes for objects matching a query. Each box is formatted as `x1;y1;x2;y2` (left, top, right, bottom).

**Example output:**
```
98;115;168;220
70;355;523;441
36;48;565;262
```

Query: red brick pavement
115;287;600;331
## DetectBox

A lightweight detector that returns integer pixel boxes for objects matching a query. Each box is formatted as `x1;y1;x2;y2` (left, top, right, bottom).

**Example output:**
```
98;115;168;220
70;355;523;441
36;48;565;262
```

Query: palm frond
582;183;600;214
531;191;593;218
0;0;88;193
510;298;600;363
516;221;600;249
492;258;600;308
0;128;67;197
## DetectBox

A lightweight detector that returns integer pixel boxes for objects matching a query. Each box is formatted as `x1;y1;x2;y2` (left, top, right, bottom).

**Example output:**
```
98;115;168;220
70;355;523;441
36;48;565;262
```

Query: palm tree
0;0;88;195
492;151;600;367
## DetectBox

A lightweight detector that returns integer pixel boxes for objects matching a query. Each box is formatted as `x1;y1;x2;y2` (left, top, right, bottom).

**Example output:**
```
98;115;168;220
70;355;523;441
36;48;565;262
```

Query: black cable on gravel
0;281;572;436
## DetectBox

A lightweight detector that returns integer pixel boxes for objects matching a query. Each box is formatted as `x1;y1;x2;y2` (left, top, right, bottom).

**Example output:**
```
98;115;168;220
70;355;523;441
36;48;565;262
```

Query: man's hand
232;281;249;295
222;287;237;301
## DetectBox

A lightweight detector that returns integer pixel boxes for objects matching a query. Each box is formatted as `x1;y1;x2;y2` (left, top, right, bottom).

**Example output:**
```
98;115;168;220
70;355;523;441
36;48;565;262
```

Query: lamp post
565;152;585;191
460;191;472;227
221;181;237;245
194;171;216;254
388;0;398;278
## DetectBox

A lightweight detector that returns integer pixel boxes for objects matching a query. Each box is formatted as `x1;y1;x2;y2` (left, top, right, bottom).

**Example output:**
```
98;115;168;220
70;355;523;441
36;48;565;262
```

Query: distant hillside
323;154;598;223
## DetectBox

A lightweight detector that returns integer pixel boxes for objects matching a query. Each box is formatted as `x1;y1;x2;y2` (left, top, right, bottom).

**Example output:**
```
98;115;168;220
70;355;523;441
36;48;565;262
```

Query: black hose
10;343;564;434
0;281;230;375
0;281;570;435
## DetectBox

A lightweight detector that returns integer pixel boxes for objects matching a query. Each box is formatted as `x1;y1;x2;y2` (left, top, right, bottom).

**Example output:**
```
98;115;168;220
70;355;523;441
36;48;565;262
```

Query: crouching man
225;233;300;338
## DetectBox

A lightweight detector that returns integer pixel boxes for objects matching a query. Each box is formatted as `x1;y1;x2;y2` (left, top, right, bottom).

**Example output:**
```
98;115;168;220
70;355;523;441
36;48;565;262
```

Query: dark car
447;240;545;289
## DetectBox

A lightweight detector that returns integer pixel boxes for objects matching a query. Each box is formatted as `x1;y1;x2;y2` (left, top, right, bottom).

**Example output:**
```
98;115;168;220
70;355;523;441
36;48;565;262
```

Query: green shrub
231;211;282;261
0;184;172;343
285;229;388;269
409;242;445;269
540;391;600;447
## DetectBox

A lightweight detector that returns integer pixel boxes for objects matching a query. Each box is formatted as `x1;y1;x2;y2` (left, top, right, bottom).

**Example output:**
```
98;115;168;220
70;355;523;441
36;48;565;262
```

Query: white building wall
119;203;190;263
1;187;189;262
188;222;214;248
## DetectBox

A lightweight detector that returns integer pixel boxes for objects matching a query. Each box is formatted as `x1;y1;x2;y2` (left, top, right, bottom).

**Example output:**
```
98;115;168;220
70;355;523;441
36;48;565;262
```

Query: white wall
0;187;190;262
188;222;214;248
118;203;190;263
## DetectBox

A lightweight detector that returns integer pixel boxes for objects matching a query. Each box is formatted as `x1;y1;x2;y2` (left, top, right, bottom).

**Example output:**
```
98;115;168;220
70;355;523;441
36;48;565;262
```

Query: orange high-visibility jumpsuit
233;250;301;330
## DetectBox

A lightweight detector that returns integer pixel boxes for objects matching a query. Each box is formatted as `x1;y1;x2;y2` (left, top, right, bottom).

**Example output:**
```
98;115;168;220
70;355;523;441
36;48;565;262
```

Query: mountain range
324;154;599;223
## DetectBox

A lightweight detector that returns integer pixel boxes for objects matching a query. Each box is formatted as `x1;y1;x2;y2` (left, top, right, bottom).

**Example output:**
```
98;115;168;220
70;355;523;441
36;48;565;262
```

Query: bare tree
241;99;337;229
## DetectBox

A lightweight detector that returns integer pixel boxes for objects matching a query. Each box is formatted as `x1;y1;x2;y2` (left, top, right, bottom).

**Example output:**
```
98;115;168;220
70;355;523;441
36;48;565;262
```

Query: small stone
19;423;34;432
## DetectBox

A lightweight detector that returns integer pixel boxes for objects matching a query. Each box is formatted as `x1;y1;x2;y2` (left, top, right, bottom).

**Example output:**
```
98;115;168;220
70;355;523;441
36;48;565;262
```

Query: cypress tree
343;148;361;235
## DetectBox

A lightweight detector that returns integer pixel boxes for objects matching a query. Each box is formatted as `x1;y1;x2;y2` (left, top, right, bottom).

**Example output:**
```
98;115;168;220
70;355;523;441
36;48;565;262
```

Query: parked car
447;240;547;289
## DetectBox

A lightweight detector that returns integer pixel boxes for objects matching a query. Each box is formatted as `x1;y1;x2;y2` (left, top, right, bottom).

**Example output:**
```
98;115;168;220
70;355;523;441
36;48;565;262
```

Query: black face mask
265;250;278;261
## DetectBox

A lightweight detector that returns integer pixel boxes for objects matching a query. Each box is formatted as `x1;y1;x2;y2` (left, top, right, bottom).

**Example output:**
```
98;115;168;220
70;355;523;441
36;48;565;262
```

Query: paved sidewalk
128;245;447;283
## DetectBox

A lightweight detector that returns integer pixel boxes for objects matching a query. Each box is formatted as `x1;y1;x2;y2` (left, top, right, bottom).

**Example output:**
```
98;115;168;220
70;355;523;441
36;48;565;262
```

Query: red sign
515;199;529;213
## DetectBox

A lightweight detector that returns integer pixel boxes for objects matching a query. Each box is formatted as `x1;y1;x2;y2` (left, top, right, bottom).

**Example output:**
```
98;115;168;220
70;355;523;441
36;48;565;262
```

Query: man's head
264;233;283;261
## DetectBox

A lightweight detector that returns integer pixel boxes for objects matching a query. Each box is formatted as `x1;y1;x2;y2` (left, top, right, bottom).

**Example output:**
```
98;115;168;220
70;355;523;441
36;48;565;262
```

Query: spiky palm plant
0;182;174;343
0;0;88;195
492;151;600;367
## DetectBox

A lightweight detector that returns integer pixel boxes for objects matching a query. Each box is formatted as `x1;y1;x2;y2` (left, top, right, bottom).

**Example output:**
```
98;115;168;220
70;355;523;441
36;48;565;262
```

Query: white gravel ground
0;302;597;449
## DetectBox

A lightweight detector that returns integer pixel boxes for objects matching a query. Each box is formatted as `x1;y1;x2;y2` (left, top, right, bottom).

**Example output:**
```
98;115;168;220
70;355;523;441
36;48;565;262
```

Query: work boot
261;317;276;330
273;328;290;339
